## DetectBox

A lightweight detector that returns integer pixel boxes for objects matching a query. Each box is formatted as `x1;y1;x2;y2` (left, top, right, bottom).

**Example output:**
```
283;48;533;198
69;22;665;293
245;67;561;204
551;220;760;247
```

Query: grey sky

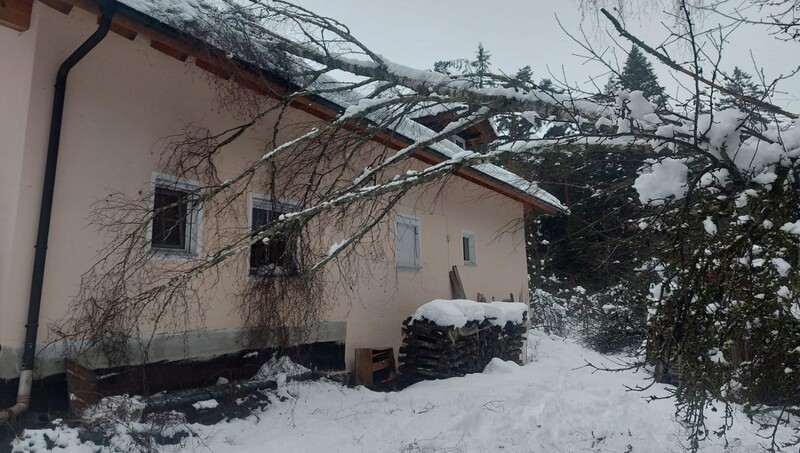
291;0;798;110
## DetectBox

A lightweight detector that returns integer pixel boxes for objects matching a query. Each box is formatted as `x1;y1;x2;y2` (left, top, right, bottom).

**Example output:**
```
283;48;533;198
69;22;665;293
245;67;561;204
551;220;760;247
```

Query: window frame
148;172;203;260
247;193;301;278
462;230;477;267
395;214;421;270
452;135;468;150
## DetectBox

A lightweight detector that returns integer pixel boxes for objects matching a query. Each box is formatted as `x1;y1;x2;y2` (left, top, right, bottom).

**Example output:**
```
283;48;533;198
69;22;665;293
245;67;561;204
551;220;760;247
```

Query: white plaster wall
0;3;39;348
327;172;529;370
0;3;530;378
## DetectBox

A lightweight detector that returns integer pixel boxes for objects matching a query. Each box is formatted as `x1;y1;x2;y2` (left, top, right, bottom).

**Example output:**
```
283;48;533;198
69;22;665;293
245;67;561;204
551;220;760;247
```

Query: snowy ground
12;331;797;452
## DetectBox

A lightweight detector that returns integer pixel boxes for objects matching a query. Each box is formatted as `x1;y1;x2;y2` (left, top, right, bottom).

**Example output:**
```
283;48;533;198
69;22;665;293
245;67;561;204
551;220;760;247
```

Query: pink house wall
0;2;531;378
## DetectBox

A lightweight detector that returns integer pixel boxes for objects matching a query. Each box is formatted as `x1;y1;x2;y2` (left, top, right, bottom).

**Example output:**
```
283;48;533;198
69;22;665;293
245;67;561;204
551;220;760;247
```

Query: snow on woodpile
401;299;527;381
410;299;527;328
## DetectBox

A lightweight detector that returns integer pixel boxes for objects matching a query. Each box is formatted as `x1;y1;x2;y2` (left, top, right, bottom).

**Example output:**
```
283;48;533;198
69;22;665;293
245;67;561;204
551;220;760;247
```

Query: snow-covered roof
109;0;566;213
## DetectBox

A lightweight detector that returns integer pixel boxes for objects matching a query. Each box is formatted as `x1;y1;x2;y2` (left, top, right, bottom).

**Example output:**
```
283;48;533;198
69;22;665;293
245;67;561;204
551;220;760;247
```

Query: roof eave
56;0;563;214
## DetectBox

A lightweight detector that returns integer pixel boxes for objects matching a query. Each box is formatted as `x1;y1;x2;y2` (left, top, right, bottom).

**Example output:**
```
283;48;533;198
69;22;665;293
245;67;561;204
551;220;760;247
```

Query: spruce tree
497;66;536;139
719;67;768;125
607;46;667;109
471;43;492;88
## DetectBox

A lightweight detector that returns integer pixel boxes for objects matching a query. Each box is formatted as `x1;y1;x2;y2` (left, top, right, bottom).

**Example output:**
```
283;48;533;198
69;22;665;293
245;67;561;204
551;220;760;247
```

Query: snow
703;217;718;235
626;90;659;126
771;257;792;277
410;299;527;328
781;220;800;236
14;331;797;452
699;168;730;188
633;158;689;205
192;399;219;410
326;239;348;257
252;355;311;381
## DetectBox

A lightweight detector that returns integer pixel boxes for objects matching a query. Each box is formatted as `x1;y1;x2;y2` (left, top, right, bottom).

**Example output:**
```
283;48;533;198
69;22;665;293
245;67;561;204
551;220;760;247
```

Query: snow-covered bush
641;150;800;408
530;282;650;354
580;284;649;354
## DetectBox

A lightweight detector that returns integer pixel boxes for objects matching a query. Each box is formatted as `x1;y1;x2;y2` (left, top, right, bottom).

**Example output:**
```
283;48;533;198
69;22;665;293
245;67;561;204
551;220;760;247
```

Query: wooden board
450;266;466;299
354;347;395;387
0;0;33;31
65;359;100;415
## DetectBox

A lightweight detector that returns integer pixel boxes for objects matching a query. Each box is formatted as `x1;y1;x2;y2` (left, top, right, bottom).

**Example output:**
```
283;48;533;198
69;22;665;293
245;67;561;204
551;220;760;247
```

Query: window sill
463;262;478;268
396;264;422;271
149;249;199;261
248;267;299;279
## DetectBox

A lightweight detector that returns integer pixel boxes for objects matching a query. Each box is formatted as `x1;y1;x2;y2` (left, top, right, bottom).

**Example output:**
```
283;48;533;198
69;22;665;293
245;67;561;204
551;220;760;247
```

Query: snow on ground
12;331;795;452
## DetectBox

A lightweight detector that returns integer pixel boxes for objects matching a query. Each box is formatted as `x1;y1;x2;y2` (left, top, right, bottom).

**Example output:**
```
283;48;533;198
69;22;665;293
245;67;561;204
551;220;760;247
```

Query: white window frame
452;135;468;150
395;214;421;270
462;230;477;267
148;172;203;260
248;193;301;278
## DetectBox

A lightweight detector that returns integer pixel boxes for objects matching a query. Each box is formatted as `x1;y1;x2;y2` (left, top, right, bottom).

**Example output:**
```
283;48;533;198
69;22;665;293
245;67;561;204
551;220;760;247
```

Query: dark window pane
463;236;470;261
250;204;297;276
252;207;271;231
152;187;189;250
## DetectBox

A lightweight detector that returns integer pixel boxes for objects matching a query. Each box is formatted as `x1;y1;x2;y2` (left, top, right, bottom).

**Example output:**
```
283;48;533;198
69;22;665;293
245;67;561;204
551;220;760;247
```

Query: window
396;214;421;269
150;174;202;258
462;231;477;266
250;195;299;277
452;135;468;150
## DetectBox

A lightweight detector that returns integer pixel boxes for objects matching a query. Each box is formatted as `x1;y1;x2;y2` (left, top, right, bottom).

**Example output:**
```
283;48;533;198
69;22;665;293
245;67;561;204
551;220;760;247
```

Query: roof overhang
34;0;565;215
0;0;34;31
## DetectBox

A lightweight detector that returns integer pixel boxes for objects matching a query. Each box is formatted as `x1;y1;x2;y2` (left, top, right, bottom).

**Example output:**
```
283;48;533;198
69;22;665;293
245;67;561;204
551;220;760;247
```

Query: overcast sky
291;0;799;109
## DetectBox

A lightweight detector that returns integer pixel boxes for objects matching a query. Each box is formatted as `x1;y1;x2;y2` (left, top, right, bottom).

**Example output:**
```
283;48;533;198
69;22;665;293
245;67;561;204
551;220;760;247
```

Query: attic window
452;135;468;150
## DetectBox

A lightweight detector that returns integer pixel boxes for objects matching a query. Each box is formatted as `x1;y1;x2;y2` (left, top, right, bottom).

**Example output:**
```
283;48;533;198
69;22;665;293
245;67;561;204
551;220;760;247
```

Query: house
0;0;566;415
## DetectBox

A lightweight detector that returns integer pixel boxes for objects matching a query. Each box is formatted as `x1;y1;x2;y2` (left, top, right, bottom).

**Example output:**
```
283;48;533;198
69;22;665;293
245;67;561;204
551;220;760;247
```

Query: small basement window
250;196;299;277
396;214;421;269
462;231;477;266
150;174;202;258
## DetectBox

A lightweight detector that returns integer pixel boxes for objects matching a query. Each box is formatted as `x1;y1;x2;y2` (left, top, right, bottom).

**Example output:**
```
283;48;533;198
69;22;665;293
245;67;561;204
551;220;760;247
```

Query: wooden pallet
354;347;395;387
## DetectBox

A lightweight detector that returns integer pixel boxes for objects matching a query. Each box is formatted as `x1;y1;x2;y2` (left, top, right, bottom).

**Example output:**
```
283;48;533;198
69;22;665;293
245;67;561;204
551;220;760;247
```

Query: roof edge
50;0;565;215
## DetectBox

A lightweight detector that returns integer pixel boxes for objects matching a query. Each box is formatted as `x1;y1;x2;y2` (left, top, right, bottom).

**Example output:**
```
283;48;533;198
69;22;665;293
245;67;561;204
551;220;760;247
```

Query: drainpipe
0;0;117;424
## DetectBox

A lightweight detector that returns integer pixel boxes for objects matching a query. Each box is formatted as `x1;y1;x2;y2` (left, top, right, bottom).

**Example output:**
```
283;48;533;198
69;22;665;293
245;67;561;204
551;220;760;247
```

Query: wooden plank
451;266;466;299
109;21;137;40
39;0;73;14
195;59;233;80
0;0;32;31
354;348;374;386
150;40;188;62
65;359;100;415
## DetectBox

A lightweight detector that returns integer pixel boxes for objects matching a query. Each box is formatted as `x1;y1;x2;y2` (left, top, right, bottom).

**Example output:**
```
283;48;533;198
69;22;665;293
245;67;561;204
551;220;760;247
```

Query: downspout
0;0;117;423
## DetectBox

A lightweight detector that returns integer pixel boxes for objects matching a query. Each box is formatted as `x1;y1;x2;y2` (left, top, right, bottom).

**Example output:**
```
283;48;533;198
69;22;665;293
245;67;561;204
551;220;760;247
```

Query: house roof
33;0;567;214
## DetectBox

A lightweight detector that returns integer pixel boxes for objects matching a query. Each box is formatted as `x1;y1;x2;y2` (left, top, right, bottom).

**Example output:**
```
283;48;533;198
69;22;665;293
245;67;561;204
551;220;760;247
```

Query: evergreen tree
471;43;492;88
719;67;768;125
607;46;667;109
497;66;537;139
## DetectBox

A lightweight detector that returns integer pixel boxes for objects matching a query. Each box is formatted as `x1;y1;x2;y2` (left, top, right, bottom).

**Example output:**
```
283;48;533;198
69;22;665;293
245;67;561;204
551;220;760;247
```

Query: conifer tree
471;43;492;88
719;67;768;125
607;46;667;108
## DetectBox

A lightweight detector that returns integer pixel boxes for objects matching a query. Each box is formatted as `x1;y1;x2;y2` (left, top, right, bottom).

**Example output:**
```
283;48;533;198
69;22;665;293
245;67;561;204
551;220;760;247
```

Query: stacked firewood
399;316;526;381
